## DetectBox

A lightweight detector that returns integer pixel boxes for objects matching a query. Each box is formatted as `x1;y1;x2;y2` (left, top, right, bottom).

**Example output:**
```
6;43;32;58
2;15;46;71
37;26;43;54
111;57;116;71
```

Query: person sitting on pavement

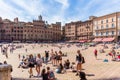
56;63;64;74
64;59;70;69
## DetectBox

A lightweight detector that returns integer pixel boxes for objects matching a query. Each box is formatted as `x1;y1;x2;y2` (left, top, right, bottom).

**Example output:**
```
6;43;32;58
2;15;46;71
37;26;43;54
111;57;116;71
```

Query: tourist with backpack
76;50;82;76
47;67;55;80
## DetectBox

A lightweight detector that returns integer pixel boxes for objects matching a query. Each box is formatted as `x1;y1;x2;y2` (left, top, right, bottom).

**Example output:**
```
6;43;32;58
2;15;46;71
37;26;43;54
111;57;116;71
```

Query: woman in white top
36;54;43;77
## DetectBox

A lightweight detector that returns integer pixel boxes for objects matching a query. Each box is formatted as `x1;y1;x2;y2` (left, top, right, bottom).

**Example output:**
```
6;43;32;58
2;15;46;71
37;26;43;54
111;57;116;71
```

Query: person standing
25;48;27;53
55;51;58;66
76;50;82;75
28;54;35;78
94;49;98;59
18;54;21;60
50;49;55;66
41;69;49;80
111;48;116;58
3;47;8;59
45;51;49;64
36;54;43;77
47;67;55;80
58;51;62;64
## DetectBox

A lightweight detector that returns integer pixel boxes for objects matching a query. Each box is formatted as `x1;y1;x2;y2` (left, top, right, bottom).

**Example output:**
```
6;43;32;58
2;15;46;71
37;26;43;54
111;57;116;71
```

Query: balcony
95;27;116;31
95;34;115;37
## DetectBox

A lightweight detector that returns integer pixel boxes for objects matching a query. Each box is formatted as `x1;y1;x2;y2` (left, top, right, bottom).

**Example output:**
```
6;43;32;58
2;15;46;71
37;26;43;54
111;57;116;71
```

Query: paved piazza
0;43;120;80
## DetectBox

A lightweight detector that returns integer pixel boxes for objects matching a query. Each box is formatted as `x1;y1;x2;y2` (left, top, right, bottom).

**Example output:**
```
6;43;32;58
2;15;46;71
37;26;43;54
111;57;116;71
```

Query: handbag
82;57;85;64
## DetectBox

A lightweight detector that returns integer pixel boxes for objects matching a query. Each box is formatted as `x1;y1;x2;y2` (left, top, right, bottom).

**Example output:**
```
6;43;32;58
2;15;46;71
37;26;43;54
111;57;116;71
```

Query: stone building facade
76;19;93;41
64;18;94;41
93;12;120;42
0;15;61;42
64;12;120;42
64;22;78;40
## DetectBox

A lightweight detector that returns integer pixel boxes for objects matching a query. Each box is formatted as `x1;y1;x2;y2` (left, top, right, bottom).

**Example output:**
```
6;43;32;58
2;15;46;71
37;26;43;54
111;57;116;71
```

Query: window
112;31;114;35
101;25;103;29
106;31;109;36
6;26;8;28
119;31;120;35
101;32;103;36
112;23;114;28
101;20;103;24
118;17;120;21
106;20;108;23
96;32;98;36
96;26;99;29
68;27;71;29
94;21;97;25
106;24;108;28
112;18;114;22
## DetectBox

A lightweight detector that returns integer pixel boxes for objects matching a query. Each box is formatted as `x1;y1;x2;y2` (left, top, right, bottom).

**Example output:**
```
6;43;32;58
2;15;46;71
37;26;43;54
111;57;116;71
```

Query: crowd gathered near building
0;43;87;80
1;42;120;80
1;12;120;80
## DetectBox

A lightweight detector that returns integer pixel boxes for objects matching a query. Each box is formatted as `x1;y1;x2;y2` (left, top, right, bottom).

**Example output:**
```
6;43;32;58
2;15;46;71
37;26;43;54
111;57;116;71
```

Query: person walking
3;47;8;58
76;50;82;76
94;49;98;59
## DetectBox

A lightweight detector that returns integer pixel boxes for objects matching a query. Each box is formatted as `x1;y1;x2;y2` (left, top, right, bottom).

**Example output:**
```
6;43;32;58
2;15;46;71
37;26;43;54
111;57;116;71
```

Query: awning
93;38;103;42
79;40;87;43
102;37;114;42
68;40;78;43
67;40;74;42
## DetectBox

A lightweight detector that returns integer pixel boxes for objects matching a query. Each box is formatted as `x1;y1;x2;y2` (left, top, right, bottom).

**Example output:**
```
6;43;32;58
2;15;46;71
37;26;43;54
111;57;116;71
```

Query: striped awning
102;37;114;42
93;38;103;42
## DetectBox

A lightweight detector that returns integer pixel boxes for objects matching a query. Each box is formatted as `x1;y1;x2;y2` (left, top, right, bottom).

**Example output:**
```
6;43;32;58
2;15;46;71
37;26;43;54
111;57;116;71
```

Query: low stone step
12;77;42;80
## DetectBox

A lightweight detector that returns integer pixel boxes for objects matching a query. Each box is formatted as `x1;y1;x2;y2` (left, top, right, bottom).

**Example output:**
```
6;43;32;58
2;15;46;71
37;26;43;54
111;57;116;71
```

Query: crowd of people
0;44;23;59
16;47;86;80
3;42;120;80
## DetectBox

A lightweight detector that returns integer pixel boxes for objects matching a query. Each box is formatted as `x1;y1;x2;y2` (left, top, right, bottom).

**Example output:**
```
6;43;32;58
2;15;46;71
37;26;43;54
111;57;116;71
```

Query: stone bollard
0;64;12;80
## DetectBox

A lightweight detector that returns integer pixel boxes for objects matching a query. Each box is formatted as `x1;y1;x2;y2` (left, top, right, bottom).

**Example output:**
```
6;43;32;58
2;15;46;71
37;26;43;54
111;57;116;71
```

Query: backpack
103;59;108;62
49;71;55;78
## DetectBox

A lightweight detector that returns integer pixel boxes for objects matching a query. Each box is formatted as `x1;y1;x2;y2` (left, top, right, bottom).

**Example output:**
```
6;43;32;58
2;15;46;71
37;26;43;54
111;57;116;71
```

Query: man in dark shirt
45;51;49;64
76;50;82;76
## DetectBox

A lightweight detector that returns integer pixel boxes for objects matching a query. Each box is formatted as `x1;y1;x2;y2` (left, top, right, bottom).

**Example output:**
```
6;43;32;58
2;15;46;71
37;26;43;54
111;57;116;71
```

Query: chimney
89;16;97;20
14;17;18;23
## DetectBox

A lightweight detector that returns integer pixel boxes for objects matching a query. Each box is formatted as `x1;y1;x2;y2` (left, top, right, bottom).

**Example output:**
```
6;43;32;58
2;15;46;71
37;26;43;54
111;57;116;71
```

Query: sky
0;0;120;25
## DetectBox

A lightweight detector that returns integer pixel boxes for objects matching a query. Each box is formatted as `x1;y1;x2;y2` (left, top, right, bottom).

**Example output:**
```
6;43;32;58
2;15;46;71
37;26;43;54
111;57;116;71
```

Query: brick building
64;17;94;42
64;21;78;40
64;12;120;42
93;12;120;42
0;15;61;42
